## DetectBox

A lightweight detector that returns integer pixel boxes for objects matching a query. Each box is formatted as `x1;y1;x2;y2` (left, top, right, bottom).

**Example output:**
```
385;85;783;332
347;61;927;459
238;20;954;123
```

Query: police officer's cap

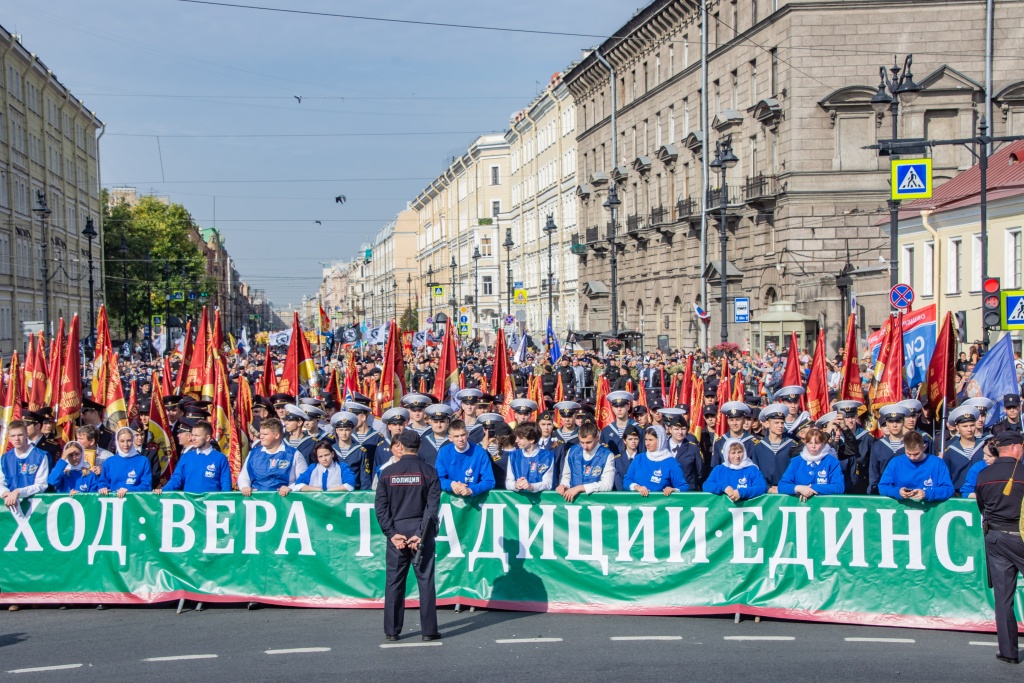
456;388;484;404
330;411;358;429
162;395;183;407
775;385;806;400
381;407;410;424
137;401;151;416
897;398;923;414
510;398;538;413
322;397;340;410
632;405;649;417
702;385;718;398
702;405;718;417
537;410;554;422
993;431;1024;447
759;403;789;422
607;390;633;406
878;404;910;421
815;411;838;428
396;430;421;451
283;404;307;421
270;393;295;407
174;417;196;435
744;393;762;409
351;391;372;405
834;400;863;416
344;400;371;414
425;404;454;420
477;412;506;427
183;405;211;419
301;405;326;419
947;405;980;426
82;398;105;413
480;393;497;404
553;401;581;415
21;410;45;425
648;396;664;410
401;393;433;410
721;401;751;418
1004;394;1022;409
964;397;996;413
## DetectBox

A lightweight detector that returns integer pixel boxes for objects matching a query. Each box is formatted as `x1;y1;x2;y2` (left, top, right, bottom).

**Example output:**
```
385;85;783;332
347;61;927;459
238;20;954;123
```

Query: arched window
764;287;778;305
637;300;645;335
619;300;628;328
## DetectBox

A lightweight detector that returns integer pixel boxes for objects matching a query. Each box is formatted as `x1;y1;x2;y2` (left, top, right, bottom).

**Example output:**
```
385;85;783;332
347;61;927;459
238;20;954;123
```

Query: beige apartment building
506;70;580;337
363;209;419;327
412;134;510;338
319;258;360;329
0;27;104;353
564;0;1024;353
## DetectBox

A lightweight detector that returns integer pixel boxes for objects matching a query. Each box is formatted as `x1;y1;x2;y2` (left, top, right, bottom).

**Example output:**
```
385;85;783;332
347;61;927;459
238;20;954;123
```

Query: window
923;241;934;297
713;79;721;114
1007;229;1022;288
655;55;660;86
731;70;739;110
770;48;779;96
713;12;720;48
902;245;915;291
0;232;9;275
631;70;636;100
947;238;962;294
480;235;493;257
656;112;662;148
482;275;493;296
643;62;649;93
683;97;690;134
731;0;738;34
972;233;982;291
668;105;675;142
669;45;675;77
491;200;501;218
751;0;758;24
750;59;758;105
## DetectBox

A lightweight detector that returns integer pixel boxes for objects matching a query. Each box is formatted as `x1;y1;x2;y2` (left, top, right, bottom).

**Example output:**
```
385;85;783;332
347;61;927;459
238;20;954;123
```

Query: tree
102;191;217;341
400;304;419;333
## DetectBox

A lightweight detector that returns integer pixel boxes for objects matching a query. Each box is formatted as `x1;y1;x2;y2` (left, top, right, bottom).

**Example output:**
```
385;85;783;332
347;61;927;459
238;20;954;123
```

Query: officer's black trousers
986;531;1024;659
384;525;437;638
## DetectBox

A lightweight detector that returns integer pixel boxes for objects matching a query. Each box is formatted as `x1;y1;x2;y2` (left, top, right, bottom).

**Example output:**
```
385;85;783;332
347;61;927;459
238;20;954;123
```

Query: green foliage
102;190;217;339
400;304;419;333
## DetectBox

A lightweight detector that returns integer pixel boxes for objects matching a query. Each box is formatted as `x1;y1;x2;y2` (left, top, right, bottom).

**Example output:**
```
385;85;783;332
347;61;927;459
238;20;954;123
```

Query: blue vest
245;444;297;490
566;445;612;487
508;448;555;485
2;447;48;490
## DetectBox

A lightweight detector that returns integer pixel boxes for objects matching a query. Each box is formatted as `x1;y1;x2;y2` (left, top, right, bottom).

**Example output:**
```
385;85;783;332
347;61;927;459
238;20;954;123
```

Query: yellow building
897;140;1024;350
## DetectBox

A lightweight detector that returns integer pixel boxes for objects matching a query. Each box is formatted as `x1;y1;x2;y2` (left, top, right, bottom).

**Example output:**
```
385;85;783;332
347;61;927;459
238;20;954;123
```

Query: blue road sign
890;283;914;309
1002;291;1024;330
188;292;198;301
891;159;932;200
734;297;750;323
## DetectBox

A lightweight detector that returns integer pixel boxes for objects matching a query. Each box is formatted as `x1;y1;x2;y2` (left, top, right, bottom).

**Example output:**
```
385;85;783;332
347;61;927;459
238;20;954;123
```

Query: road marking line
495;638;563;644
970;641;999;647
379;642;443;649
610;636;683;641
723;636;795;641
844;638;915;644
7;664;83;674
265;647;331;655
143;654;219;662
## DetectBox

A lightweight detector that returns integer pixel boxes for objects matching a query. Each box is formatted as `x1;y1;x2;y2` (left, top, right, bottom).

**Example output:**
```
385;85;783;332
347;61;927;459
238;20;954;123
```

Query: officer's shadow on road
440;532;549;638
0;632;27;648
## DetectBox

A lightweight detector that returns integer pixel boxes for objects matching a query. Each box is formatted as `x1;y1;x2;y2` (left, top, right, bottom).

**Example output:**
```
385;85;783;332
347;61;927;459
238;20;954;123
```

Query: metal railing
650;206;669;225
743;174;780;201
705;185;745;211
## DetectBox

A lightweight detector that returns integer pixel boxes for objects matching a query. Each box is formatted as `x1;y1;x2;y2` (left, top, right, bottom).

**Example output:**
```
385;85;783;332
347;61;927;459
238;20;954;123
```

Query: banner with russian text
0;492;1016;632
869;304;937;389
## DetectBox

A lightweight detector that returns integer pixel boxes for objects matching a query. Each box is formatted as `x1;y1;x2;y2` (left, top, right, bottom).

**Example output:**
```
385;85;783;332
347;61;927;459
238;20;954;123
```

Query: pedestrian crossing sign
432;286;445;299
1002;290;1024;330
514;289;528;304
890;159;932;200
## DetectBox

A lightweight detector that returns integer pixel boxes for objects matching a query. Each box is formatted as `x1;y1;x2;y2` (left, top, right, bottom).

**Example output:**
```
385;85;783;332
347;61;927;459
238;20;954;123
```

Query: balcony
584;225;607;253
676;197;697;223
650;206;669;226
570;232;587;255
705;186;744;212
626;213;647;235
743;173;781;211
541;277;560;294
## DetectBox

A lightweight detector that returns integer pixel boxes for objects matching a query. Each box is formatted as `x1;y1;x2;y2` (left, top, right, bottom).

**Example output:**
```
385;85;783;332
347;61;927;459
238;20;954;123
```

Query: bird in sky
294;95;302;103
314;220;322;225
335;195;346;204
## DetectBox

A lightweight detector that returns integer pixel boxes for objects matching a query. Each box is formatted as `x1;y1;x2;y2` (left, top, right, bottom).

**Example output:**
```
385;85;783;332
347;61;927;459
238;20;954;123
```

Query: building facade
0;27;105;354
412;134;510;339
362;209;419;327
563;0;1024;353
505;70;581;337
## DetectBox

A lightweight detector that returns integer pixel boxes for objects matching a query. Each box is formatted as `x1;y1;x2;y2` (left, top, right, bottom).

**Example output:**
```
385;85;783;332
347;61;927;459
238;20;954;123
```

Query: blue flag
547;318;560;366
965;333;1018;426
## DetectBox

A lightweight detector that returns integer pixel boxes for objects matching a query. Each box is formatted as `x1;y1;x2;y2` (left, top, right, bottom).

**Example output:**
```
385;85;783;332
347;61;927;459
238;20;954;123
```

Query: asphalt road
1;604;1021;681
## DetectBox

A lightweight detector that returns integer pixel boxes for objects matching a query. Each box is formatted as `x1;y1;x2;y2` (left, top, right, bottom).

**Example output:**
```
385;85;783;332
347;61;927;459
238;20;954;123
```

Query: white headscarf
61;441;89;471
644;425;673;462
799;441;835;465
114;426;140;458
721;437;756;470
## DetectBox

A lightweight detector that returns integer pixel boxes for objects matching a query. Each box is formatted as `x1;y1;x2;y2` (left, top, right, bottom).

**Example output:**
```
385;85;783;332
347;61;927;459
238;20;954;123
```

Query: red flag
160;356;175;398
324;366;342;408
259;349;277;398
23;332;37;400
432;320;460;402
838;313;864;403
211;356;233;452
667;373;679;408
922;311;956;415
54;316;81;446
690;376;706;442
379;320;405;410
92;306;128;430
552;372;565;426
319;304;331;333
211;308;224;355
148;374;176;486
27;333;48;412
869;312;905;407
343;351;360;399
236;374;254;439
46;317;66;412
595;374;612;429
782;332;802;388
368;377;382;418
184;307;212;400
0;351;23;452
490;328;516;423
419;376;427;394
714;358;731;436
127;379;139;424
279;312;317;397
732;371;745;402
173;320;193;396
680;355;694;409
806;329;829;420
637;377;648;411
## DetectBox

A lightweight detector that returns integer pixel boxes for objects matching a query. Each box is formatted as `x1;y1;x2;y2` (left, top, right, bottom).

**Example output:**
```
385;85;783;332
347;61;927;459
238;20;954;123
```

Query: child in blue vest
556;422;614;502
506;422;555;493
623;425;688;496
703;437;768;501
48;441;101;494
1;420;51;507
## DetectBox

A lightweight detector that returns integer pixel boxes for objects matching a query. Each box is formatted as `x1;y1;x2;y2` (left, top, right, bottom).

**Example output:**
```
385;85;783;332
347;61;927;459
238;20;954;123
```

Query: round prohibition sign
889;283;914;309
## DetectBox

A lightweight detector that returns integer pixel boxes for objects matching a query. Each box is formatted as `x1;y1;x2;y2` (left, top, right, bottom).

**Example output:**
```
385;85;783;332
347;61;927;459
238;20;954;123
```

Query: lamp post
472;245;481;325
82;217;98;339
145;254;153;360
870;54;922;293
709;134;739;346
503;228;514;319
163;261;171;357
32;190;52;339
544;214;557;331
449;255;458;332
406;273;412;322
426;264;436;328
393;280;398;320
119;233;129;340
603;184;621;336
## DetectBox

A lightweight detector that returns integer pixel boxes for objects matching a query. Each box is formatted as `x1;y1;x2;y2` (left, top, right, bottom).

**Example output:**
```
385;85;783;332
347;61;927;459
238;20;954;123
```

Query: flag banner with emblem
147;374;176;486
690;377;705;442
22;333;37;407
432;320;460;402
173;320;193;396
279;312;318;397
0;492;1006;632
679;354;693;409
54;315;82;447
595;375;612;429
806;329;830;420
319;303;331;334
234;376;254;484
183;307;213;401
714;358;731;436
839;313;864;403
211;309;224;354
922;312;955;416
324;367;342;408
126;379;139;424
258;349;276;399
45;317;66;412
92;306;129;431
343;351;360;400
490;327;516;423
211;356;233;453
965;333;1018;426
869;312;905;408
0;350;22;452
267;329;293;347
160;357;175;399
552;370;565;427
379;319;405;410
26;333;48;413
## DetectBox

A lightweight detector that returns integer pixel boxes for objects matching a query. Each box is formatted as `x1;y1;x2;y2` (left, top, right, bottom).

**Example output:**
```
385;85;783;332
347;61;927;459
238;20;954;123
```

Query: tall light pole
426;264;436;328
710;134;739;347
406;273;412;322
472;245;481;325
870;54;921;293
503;228;514;319
449;255;458;332
145;254;153;360
119;233;130;340
393;279;398;320
82;217;98;340
604;184;621;335
32;190;52;339
544;214;557;330
163;260;171;357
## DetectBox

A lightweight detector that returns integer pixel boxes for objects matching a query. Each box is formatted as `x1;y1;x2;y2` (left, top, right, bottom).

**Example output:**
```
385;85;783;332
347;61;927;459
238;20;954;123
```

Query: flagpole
316;295;325;370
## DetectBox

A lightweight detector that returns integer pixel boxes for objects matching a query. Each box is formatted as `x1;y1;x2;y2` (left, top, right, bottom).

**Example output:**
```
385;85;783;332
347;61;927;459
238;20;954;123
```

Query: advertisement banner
869;304;937;389
0;491;1015;632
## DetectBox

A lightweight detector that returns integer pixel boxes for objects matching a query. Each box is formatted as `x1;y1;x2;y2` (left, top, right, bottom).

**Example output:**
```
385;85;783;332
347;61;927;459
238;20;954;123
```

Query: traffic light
982;277;1002;329
955;311;967;343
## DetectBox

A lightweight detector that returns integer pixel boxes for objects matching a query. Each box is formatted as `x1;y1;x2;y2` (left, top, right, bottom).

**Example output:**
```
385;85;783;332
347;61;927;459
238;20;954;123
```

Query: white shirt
0;446;50;497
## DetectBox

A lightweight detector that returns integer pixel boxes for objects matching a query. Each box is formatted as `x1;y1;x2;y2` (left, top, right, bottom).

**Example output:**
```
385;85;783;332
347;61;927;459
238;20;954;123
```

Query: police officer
992;394;1024;436
374;430;441;642
974;430;1024;663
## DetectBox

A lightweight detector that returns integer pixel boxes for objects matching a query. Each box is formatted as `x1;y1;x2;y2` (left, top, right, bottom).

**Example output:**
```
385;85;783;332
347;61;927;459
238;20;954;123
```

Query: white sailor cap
425;404;454;419
759;403;789;422
720;401;751;418
815;411;838;428
658;407;685;419
878;404;911;421
553;401;581;414
301;405;326;419
963;397;996;413
344;400;371;414
401;393;433;410
897;398;923;414
607;390;634;406
456;388;484;403
510;398;538;413
330;411;358;429
775;385;806;400
477;412;506;426
381;407;410;424
947;405;981;426
299;397;324;407
283;404;307;421
790;410;812;432
834;400;863;416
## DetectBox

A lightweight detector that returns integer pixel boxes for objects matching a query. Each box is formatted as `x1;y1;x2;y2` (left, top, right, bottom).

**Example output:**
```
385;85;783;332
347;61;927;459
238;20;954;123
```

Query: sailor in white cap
455;388;486;444
868;403;911;495
510;398;538;426
748;403;797;488
345;400;384;460
553;401;582;446
401;393;434;436
774;385;806;430
710;401;755;469
331;411;372;490
372;407;410;479
301;404;330;442
964;397;997;439
831;399;873;494
283;404;318;465
897;398;933;454
944;405;986;493
659;408;698;447
418;404;454;466
601;390;640;457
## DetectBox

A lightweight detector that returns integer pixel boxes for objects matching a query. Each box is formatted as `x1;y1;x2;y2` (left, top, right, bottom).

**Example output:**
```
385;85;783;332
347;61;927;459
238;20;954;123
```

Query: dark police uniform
974;430;1024;663
374;431;441;641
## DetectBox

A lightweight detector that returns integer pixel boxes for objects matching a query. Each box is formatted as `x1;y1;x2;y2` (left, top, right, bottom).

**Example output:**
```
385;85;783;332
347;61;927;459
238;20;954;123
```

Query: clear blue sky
7;0;628;309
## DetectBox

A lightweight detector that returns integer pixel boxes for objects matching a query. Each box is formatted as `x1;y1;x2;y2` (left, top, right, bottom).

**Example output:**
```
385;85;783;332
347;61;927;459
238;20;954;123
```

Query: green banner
0;492;1014;631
